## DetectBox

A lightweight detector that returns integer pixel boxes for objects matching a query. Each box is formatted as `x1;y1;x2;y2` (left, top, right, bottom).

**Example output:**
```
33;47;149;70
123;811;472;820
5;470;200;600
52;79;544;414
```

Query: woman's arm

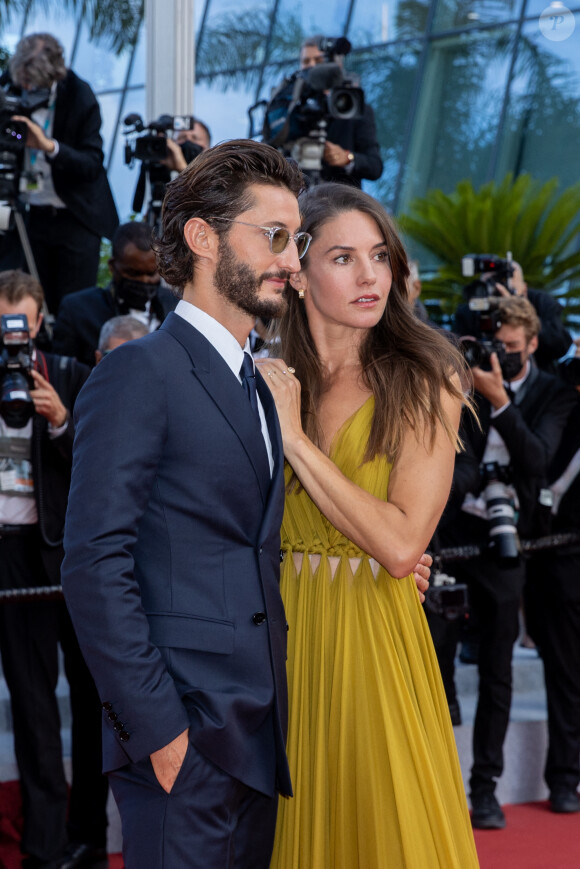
258;358;461;579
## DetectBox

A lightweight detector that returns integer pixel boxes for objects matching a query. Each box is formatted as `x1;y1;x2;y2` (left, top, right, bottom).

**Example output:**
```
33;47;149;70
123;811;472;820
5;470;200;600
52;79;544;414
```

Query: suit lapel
162;313;271;504
256;369;285;537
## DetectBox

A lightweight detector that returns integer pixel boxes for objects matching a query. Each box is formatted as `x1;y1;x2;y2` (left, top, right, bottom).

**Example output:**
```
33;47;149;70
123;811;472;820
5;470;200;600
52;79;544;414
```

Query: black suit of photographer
0;70;119;312
0;351;109;864
433;364;575;802
525;397;580;802
52;282;177;367
321;105;383;188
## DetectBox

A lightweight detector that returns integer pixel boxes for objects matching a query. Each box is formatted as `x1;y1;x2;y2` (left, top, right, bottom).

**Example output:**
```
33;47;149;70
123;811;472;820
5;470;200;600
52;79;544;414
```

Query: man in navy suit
61;140;308;868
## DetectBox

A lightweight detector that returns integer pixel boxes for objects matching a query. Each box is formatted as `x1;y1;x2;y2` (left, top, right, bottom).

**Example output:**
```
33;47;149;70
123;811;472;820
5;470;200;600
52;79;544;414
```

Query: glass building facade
1;1;579;244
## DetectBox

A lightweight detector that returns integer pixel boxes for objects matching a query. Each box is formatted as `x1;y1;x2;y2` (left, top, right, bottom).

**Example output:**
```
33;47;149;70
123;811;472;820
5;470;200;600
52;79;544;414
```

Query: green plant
399;173;580;324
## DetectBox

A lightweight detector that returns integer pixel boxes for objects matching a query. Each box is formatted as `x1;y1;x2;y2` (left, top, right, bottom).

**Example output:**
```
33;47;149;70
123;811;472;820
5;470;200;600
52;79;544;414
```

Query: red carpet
1;781;579;867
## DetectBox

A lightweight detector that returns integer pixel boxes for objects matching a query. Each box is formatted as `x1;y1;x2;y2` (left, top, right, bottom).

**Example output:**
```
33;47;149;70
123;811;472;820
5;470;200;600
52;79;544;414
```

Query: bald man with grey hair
95;315;149;364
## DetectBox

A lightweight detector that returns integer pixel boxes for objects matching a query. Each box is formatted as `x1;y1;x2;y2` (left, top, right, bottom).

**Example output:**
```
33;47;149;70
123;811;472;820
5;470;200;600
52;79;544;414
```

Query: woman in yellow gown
257;183;479;869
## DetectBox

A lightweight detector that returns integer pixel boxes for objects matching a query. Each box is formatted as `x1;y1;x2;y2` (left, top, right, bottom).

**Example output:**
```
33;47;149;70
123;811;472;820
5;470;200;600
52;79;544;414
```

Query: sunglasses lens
296;233;311;259
271;229;290;254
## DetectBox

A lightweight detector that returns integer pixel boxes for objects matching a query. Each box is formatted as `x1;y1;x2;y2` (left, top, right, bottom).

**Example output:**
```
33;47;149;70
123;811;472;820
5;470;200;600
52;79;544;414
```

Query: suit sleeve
49;78;106;183
492;382;577;477
52;297;86;361
61;340;190;764
350;104;383;183
528;288;573;368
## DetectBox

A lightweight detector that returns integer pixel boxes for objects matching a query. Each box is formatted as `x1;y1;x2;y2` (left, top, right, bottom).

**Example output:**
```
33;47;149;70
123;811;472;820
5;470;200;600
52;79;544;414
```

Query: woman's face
294;210;392;333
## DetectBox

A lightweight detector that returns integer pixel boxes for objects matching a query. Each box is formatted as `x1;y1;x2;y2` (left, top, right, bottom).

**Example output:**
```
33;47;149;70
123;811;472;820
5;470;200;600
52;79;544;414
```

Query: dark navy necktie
240;352;260;419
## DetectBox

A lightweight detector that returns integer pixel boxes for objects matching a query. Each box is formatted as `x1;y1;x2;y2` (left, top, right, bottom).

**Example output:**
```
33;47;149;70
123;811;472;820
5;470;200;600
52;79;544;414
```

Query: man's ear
183;218;216;260
528;334;539;356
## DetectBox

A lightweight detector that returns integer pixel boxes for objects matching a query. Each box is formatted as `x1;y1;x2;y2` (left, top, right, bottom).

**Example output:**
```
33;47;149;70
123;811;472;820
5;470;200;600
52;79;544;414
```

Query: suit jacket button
113;721;124;732
119;730;130;742
252;612;266;625
102;702;112;711
108;711;118;721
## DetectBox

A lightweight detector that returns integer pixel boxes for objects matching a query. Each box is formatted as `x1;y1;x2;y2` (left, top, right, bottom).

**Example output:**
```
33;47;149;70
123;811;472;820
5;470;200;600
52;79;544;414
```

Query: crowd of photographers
420;256;580;828
0;27;578;868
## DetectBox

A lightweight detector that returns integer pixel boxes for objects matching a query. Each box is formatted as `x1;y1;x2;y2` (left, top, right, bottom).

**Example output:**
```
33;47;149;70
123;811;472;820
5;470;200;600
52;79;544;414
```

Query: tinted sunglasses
208;217;312;259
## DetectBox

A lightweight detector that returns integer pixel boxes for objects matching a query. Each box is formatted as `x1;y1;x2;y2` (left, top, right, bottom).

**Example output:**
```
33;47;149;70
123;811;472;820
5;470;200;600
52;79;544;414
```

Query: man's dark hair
154;139;304;292
0;269;44;313
112;222;154;260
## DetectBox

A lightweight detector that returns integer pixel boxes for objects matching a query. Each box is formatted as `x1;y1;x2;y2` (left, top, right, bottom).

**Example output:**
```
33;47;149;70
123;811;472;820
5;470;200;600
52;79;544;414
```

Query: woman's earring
298;289;305;299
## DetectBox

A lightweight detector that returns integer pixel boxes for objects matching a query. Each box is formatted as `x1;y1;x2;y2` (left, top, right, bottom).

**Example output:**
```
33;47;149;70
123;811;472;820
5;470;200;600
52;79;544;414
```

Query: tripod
0;198;53;340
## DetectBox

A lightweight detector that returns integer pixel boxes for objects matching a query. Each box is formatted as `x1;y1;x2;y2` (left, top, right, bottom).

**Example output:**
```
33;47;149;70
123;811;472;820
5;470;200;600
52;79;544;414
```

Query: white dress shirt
175;300;274;475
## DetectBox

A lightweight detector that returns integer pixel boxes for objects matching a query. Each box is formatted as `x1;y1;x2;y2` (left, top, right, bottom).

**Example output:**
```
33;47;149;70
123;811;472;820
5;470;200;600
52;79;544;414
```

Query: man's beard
213;234;289;320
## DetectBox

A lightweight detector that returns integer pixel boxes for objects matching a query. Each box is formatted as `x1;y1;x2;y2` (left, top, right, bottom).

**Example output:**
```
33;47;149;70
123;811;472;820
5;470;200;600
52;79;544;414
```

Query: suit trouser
526;548;580;792
0;207;101;315
110;739;279;869
458;558;524;796
430;556;524;795
0;533;108;861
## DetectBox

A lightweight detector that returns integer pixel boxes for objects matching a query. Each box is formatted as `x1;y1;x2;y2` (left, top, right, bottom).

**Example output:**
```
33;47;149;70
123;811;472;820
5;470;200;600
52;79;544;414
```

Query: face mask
115;277;160;312
500;351;523;382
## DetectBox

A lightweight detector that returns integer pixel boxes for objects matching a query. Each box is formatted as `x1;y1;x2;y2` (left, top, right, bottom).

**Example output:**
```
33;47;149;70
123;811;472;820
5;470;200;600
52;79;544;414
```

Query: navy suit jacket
61;312;291;798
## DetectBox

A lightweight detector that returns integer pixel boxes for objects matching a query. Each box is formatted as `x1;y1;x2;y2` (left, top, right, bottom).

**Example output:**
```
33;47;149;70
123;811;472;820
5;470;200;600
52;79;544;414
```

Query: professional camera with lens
461;254;515;312
424;570;469;621
0;84;50;204
123;112;203;226
123;113;202;166
0;313;35;428
459;335;506;370
251;37;364;175
481;461;521;566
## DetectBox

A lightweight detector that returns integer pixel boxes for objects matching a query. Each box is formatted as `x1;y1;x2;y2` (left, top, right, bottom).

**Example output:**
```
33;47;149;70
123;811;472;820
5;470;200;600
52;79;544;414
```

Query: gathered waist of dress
281;545;382;580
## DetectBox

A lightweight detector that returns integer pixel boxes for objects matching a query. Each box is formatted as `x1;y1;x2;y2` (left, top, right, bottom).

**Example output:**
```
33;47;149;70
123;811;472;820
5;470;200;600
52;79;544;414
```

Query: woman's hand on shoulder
255;358;305;455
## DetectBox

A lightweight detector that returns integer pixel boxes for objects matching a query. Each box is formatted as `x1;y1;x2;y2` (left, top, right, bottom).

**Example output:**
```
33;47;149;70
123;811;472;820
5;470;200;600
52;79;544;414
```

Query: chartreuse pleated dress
271;397;479;869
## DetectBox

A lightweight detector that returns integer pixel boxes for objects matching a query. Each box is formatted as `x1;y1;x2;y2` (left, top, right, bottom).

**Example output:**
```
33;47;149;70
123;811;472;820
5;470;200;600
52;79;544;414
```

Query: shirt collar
175;299;251;382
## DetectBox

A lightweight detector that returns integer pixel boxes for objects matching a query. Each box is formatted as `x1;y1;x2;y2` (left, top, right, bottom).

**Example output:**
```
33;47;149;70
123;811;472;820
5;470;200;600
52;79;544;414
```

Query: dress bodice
281;397;391;557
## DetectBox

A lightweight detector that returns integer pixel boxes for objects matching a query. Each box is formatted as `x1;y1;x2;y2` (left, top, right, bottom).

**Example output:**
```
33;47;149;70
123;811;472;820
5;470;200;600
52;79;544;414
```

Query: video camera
123;113;201;165
0;312;35;428
123;113;203;227
458;253;515;369
251;36;364;176
461;253;515;310
0;83;50;204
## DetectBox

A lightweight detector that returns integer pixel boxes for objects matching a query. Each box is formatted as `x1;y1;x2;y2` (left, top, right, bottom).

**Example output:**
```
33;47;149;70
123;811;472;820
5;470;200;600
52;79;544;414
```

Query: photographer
454;259;572;372
162;118;212;173
298;36;382;187
525;353;580;814
434;296;576;830
0;33;119;314
0;270;108;868
52;222;177;367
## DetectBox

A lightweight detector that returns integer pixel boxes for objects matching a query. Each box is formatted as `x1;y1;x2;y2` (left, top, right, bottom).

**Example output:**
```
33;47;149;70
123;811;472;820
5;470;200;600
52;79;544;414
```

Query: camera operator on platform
433;296;576;830
297;36;383;188
0;270;108;868
0;33;119;315
52;222;177;367
454;260;572;372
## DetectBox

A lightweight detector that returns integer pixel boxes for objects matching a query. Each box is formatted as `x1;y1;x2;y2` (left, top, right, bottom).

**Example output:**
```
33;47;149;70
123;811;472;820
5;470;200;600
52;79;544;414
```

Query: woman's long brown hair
272;183;469;466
